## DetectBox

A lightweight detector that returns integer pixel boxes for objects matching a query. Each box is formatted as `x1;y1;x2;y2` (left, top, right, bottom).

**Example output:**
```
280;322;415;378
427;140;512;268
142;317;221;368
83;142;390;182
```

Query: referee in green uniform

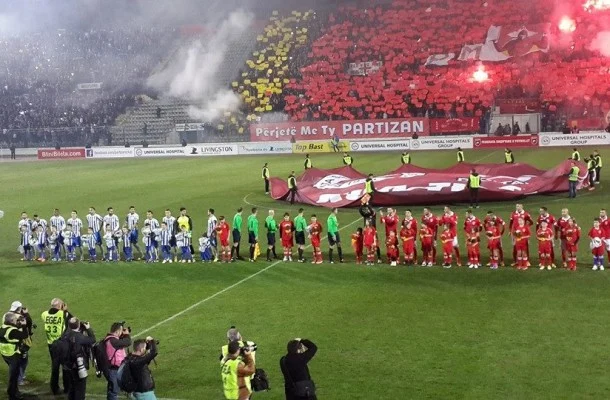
294;208;307;262
247;208;258;262
231;208;243;261
327;208;344;263
265;210;278;261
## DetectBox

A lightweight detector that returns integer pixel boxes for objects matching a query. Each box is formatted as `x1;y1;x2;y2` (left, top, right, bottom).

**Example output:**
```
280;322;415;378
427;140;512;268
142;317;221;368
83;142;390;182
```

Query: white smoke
590;31;610;57
148;9;253;122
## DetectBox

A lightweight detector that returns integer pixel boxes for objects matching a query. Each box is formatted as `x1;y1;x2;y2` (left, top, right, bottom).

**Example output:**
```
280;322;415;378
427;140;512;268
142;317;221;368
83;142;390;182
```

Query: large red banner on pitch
250;118;429;142
270;161;586;208
429;117;479;134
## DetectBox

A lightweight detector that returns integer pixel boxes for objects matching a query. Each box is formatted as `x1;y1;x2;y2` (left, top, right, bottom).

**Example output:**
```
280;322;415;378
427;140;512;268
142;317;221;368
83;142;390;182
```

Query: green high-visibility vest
0;325;20;357
469;174;481;188
262;167;269;179
304;158;312;169
505;151;513;163
569;166;580;181
288;176;296;189
401;154;411;164
221;358;241;400
588;160;595;171
41;310;66;344
572;151;580;161
457;151;464;162
221;341;257;365
595;155;602;168
365;180;373;194
343;156;352;165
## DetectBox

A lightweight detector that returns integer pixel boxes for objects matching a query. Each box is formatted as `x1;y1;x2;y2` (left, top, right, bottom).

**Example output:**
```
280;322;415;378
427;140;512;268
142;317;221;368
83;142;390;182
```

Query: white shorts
452;236;459;247
605;239;610;252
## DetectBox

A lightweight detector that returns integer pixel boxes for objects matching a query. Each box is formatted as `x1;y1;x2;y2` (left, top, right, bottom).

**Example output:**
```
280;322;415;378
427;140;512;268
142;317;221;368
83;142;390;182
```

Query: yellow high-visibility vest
469;174;481;188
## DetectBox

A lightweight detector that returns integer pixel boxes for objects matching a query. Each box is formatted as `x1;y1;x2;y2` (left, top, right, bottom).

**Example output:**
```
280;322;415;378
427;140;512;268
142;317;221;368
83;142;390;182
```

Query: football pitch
2;147;610;399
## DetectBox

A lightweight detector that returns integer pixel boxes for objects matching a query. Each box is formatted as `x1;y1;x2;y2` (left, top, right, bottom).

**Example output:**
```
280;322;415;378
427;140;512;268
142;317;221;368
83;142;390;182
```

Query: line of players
351;204;610;270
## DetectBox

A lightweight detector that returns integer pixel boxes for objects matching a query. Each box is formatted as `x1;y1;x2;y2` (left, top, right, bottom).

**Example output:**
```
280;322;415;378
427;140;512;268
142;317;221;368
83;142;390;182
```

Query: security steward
8;301;33;387
586;156;596;191
288;171;298;205
401;152;411;165
304;154;312;170
504;148;514;164
593;150;602;184
1;312;28;400
457;147;465;163
42;298;73;395
571;148;580;161
467;168;481;208
567;161;580;198
364;174;376;203
262;163;270;194
342;153;353;166
221;340;256;400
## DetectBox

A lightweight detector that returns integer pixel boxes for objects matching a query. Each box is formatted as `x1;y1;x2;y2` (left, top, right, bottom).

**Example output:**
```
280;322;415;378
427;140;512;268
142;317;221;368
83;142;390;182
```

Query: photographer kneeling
221;341;256;400
104;322;132;400
127;337;158;400
0;312;29;400
280;338;318;400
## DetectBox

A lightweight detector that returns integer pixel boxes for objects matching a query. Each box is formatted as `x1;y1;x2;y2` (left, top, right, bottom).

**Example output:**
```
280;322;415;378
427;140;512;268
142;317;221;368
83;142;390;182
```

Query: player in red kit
308;215;323;264
440;224;454;268
403;210;418;262
441;206;461;266
465;226;481;269
598;209;610;264
484;211;505;266
563;218;580;270
555;208;572;268
422;208;439;266
463;209;481;268
386;231;399;266
380;208;399;238
509;204;533;267
512;217;531;270
588;218;606;271
486;220;502;269
536;220;554;270
419;224;434;266
400;221;416;265
279;213;295;262
537;207;557;268
363;219;377;265
216;216;231;262
351;227;364;264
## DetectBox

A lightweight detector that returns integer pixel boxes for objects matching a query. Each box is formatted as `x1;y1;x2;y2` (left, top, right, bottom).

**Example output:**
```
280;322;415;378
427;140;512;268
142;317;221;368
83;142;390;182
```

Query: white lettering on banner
343;120;424;135
411;137;473;150
539;132;610;147
238;142;292;155
86;147;134;158
134;147;186;157
255;127;301;139
77;82;102;90
175;124;186;132
186;144;238;156
350;140;410;152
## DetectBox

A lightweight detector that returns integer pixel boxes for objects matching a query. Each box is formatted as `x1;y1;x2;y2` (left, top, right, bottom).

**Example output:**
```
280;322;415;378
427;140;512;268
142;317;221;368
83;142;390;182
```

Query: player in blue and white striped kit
87;207;105;259
67;210;84;261
36;225;48;262
127;206;143;259
144;210;160;258
20;225;33;261
177;225;193;263
163;209;177;262
63;224;76;262
50;209;66;258
48;227;60;262
199;233;213;262
142;223;156;263
103;207;121;249
159;222;172;263
103;225;118;262
86;227;97;262
121;227;133;262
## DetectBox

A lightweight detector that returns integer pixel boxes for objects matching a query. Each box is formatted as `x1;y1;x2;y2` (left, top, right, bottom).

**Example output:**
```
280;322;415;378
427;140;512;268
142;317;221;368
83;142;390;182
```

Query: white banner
410;137;473;150
185;144;238;156
349;140;410;152
347;61;382;76
86;147;134;159
237;142;292;155
425;53;455;66
539;132;610;147
77;82;103;90
133;147;186;157
175;123;206;132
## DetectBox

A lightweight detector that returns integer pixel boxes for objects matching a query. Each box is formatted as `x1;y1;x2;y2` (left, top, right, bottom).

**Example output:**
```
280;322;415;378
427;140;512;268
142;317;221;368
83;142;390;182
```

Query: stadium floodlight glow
558;16;576;33
584;0;610;10
473;66;489;82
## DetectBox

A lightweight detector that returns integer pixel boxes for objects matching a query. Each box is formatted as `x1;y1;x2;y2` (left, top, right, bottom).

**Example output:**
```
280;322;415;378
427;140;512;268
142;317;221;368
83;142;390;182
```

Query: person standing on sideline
41;298;73;395
231;208;243;261
294;209;307;262
128;337;159;400
280;338;318;400
585;156;597;191
457;147;465;163
288;171;298;205
342;153;353;166
327;208;344;263
571;148;580;161
593;150;602;184
8;302;33;388
401;151;411;165
504;148;514;163
103;323;131;400
467;169;481;208
262;163;270;194
265;210;278;261
9;143;16;160
567;161;580;198
304;154;312;170
364;174;376;203
247;208;259;262
331;134;340;152
1;311;29;400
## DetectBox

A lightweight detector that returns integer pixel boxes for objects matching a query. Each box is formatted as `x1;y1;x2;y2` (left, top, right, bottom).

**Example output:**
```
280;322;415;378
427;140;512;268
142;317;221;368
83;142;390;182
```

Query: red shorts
220;239;230;247
402;242;414;254
566;244;578;253
365;245;375;253
538;243;551;254
311;237;320;248
442;244;453;254
592;247;604;256
387;248;398;258
353;245;363;255
515;241;528;251
281;238;293;248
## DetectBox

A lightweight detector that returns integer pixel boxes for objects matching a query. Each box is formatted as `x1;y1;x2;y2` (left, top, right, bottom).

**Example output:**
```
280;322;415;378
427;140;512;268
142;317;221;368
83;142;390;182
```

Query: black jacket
359;204;377;227
281;339;317;393
128;341;157;393
61;328;96;369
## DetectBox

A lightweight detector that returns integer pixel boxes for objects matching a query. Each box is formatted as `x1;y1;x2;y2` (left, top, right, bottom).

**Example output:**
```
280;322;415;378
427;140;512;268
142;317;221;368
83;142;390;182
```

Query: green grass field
2;147;610;400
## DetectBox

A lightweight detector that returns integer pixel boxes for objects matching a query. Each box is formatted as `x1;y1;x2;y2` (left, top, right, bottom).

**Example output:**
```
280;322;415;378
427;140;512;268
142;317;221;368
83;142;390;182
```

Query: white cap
9;301;22;312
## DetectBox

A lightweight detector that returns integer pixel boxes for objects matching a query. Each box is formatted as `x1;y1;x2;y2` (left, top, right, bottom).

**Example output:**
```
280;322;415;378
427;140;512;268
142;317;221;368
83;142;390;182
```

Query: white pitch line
133;215;363;338
472;149;500;163
243;193;293;212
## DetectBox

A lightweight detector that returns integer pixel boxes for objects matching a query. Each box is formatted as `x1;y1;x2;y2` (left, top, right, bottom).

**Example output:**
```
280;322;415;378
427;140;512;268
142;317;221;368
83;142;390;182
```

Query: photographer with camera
280;338;318;400
220;327;257;364
8;301;34;387
103;322;132;400
221;340;256;400
0;312;29;400
127;336;158;400
42;298;74;395
55;317;96;400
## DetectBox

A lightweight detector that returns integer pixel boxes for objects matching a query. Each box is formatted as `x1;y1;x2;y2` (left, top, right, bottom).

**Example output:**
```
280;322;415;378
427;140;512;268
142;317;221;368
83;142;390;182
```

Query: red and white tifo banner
250;118;429;142
538;132;610;147
269;161;587;208
37;148;86;160
473;135;538;148
429;117;479;134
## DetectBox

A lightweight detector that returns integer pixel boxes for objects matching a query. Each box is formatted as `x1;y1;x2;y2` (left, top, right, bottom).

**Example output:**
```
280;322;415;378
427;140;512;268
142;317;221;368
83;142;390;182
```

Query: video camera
118;321;132;334
240;342;257;356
